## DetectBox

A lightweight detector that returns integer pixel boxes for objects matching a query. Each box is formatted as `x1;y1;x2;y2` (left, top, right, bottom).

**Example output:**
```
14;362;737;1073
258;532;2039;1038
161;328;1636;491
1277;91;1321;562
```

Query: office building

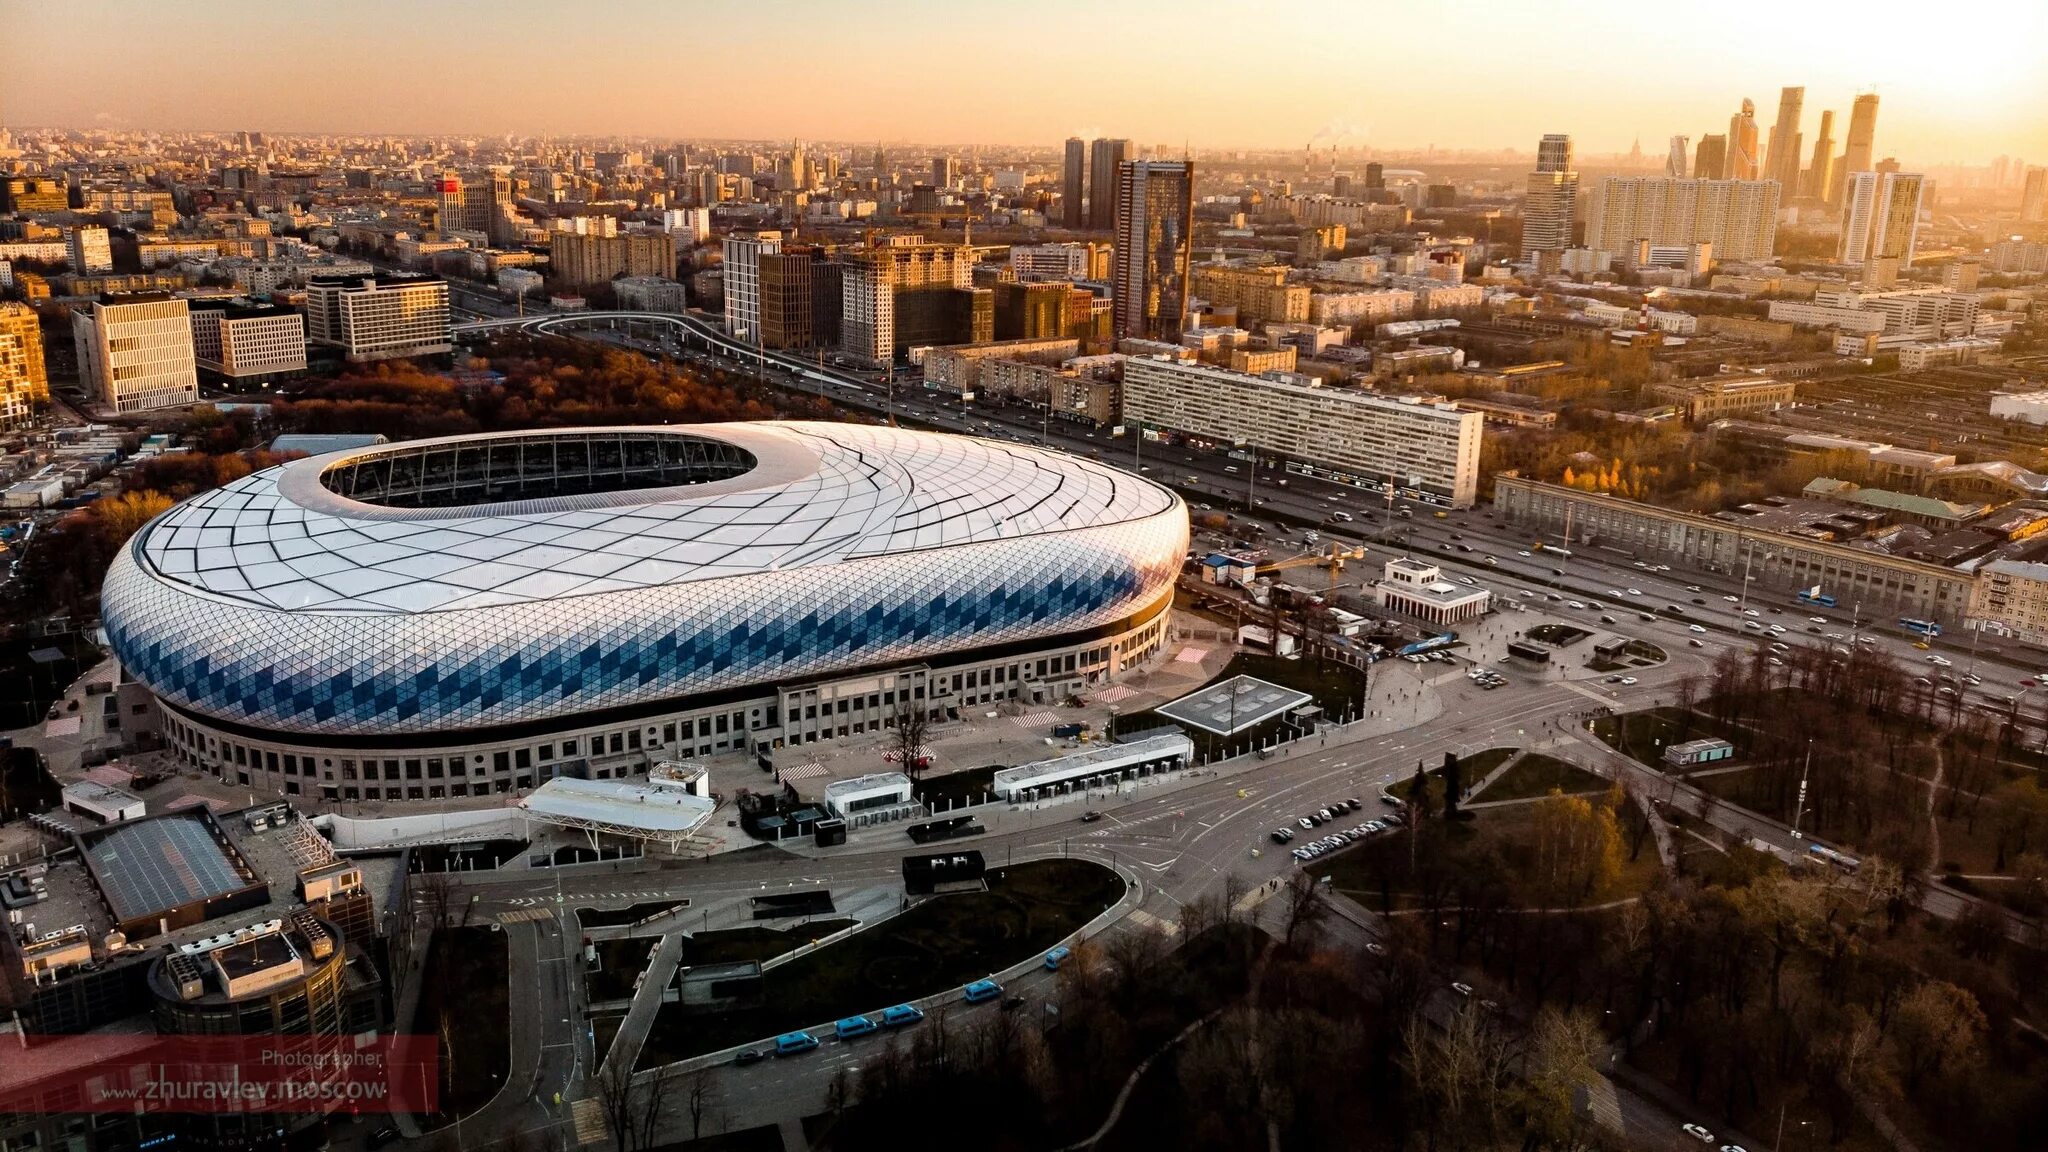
757;245;843;350
1586;178;1782;262
1764;86;1805;190
1804;109;1836;201
1011;241;1109;282
1522;134;1578;254
0;302;49;428
1694;135;1728;180
993;281;1080;341
2021;167;2048;223
1666;135;1690;178
1088;138;1129;230
66;225;113;274
303;274;452;363
1111;160;1194;342
188;301;308;385
72;295;200;413
549;231;677;287
1839;172;1925;267
1121;357;1484;507
1837;93;1880;204
1728;98;1761;180
1062;137;1087;228
722;229;783;344
2;176;68;214
839;241;986;365
931;155;956;190
103;424;1186;795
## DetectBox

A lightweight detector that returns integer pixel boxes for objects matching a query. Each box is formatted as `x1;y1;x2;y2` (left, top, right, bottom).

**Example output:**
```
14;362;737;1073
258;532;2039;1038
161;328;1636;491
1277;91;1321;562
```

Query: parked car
835;1015;878;1040
774;1031;821;1056
1680;1124;1715;1144
880;1004;925;1027
1044;946;1072;970
732;1048;765;1066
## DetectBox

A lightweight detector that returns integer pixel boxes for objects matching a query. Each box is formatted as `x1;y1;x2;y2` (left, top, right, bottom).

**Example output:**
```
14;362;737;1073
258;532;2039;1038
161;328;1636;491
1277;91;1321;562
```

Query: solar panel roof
85;813;250;923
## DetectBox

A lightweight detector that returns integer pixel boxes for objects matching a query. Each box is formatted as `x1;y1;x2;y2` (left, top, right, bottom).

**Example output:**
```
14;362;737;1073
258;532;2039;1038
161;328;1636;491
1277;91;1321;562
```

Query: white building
188;302;307;383
66;226;114;274
1838;172;1925;267
1309;289;1415;329
1373;556;1490;625
1768;287;1977;347
721;230;781;343
990;733;1194;802
1585;178;1781;262
303;274;451;363
661;208;711;244
821;772;919;822
72;295;200;413
1896;337;1997;371
1010;242;1095;282
1121;357;1485;507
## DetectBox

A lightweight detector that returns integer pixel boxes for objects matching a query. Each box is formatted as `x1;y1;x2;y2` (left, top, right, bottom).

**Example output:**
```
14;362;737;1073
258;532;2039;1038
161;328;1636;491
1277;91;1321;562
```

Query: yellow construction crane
1256;543;1366;590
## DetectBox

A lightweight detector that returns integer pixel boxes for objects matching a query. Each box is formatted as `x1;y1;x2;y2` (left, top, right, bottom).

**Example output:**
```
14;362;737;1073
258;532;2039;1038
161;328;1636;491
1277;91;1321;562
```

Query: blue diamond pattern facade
105;423;1186;804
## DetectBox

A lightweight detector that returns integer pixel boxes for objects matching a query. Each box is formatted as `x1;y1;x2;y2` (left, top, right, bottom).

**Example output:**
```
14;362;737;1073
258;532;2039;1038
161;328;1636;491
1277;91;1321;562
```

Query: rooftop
79;810;259;928
1155;676;1313;736
518;776;717;838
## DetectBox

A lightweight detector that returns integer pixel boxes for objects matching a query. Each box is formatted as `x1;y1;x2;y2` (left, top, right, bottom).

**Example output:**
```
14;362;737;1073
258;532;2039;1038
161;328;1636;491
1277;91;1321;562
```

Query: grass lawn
577;901;687;929
635;859;1125;1068
586;937;657;1002
410;925;510;1121
1476;753;1608;803
683;918;858;966
1459;746;1517;782
1591;706;1744;768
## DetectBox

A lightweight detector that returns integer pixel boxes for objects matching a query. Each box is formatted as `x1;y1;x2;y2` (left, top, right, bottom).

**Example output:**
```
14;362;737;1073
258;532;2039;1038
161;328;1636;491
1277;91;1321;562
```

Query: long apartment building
304;274;452;363
188;301;308;385
1767;287;1978;346
1121;357;1484;507
0;302;49;429
71;295;200;413
1585;178;1782;262
1010;242;1110;283
548;230;676;288
1493;476;1976;623
1191;266;1310;326
839;240;986;366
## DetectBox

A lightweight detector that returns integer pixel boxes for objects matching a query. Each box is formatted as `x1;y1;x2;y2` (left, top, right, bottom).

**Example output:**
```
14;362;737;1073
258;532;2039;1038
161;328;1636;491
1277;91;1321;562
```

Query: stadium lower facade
102;423;1187;806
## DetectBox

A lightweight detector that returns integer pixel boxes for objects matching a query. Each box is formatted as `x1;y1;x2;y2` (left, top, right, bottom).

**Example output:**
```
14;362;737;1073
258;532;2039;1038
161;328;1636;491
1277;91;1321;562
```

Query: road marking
568;1098;609;1147
500;908;555;924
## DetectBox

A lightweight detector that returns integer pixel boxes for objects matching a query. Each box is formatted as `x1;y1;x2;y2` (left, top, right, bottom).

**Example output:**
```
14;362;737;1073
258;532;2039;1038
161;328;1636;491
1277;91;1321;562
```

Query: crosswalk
780;762;828;781
1011;709;1060;728
499;908;557;924
1125;908;1181;937
568;1097;609;1147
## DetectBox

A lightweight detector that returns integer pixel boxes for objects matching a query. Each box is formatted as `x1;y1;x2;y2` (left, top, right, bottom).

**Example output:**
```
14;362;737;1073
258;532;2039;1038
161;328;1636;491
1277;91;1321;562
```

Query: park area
409;924;511;1121
635;858;1126;1068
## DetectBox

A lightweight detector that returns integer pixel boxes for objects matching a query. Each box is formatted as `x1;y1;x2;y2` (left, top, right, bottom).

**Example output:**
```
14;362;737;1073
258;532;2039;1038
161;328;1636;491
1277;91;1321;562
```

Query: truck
1050;722;1090;739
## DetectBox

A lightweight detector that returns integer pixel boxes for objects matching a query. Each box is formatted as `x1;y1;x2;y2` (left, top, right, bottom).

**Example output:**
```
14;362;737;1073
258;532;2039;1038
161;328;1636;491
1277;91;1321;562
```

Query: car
1744;620;1762;630
1606;588;1624;597
1568;600;1586;610
1518;550;1532;557
1551;568;1566;576
963;979;1003;1004
1768;624;1786;635
1450;982;1474;996
1382;812;1404;826
774;1031;821;1056
1743;608;1761;618
1688;638;1705;648
1686;585;1702;593
1346;797;1362;810
881;1003;925;1027
1271;829;1294;844
1770;642;1789;652
1079;810;1102;823
835;1015;879;1039
1000;995;1028;1012
1689;624;1707;633
1809;616;1827;624
1365;820;1386;832
1605;675;1623;684
1317;807;1334;820
1479;999;1502;1013
732;1048;765;1066
1298;817;1315;829
1626;588;1642;596
1459;576;1476;586
1379;792;1401;806
1826;632;1845;641
1044;945;1072;970
1620;677;1638;686
1639;613;1656;622
1589;601;1607;611
1680;1124;1715;1144
1600;615;1616;624
1692;597;1707;605
1483;556;1498;566
1720;1146;1750;1152
1927;654;1952;666
1723;595;1740;603
1365;941;1387;956
1767;657;1784;667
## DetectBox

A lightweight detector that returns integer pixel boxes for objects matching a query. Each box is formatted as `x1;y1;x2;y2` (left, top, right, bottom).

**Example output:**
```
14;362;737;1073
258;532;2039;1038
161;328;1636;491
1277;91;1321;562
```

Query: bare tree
633;1066;671;1152
892;697;932;781
593;1056;636;1152
418;869;456;932
1281;868;1326;948
679;1065;722;1142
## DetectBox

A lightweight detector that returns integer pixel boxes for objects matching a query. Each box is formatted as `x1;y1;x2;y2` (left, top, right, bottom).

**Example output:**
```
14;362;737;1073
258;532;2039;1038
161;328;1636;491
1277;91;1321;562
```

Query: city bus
1899;618;1943;638
1795;589;1838;608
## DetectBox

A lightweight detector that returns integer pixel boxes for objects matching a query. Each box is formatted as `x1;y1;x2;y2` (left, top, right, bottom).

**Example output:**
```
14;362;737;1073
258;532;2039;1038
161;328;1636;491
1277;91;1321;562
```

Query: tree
1887;980;1986;1094
1528;790;1624;907
1516;1005;1604;1148
1442;751;1462;821
891;696;932;781
1281;868;1327;948
680;1065;722;1142
1406;762;1430;822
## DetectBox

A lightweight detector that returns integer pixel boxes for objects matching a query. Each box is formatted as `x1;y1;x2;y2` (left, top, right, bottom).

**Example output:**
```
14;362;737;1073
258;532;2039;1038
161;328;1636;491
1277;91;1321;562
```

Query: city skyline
5;0;2047;163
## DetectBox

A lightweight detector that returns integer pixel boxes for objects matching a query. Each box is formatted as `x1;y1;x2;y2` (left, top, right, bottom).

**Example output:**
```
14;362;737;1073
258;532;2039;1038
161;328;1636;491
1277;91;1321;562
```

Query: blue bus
1899;618;1942;638
1795;589;1838;608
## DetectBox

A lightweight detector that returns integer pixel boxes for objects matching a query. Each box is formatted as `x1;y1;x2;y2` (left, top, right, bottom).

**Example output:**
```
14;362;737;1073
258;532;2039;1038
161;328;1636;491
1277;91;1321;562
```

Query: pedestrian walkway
596;930;687;1083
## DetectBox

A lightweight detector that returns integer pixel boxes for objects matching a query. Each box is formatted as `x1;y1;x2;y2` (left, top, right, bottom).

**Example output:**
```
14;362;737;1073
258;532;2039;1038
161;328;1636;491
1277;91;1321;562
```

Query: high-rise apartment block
72;295;201;413
1010;242;1110;283
1728;99;1761;181
839;241;987;366
1763;86;1805;190
0;302;49;428
188;301;308;385
722;230;782;343
1666;136;1690;179
1062;138;1087;228
304;275;452;363
66;226;114;274
662;208;712;244
1838;172;1925;267
931;156;956;190
1191;266;1310;326
757;245;843;351
1088;139;1130;230
1586;178;1782;262
2021;167;2048;223
1522;134;1578;255
1111;160;1194;343
548;231;677;288
1121;357;1485;508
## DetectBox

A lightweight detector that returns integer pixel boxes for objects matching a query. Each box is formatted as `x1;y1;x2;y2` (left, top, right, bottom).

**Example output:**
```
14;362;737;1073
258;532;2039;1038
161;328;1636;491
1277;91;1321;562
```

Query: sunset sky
7;0;2045;163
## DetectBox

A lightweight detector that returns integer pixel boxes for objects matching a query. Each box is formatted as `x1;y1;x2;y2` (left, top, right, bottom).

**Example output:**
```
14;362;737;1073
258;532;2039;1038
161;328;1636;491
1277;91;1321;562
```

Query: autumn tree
1528;789;1624;907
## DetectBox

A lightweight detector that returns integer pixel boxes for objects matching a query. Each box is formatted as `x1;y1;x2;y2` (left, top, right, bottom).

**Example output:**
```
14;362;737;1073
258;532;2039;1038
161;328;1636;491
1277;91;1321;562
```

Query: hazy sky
6;0;2046;163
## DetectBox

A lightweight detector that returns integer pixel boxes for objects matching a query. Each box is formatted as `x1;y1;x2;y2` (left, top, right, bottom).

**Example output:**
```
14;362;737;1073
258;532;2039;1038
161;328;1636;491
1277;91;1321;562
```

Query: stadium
101;422;1187;806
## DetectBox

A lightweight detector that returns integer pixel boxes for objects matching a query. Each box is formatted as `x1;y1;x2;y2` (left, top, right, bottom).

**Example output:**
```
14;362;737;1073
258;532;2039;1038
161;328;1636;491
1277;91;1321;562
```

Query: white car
1680;1124;1714;1144
1568;600;1586;610
1768;624;1786;635
1518;550;1532;557
1689;624;1707;633
1808;616;1827;624
1743;608;1761;618
1620;676;1638;686
1625;588;1642;596
1723;595;1740;603
1926;654;1952;666
1450;982;1473;997
1744;620;1762;630
1606;588;1625;597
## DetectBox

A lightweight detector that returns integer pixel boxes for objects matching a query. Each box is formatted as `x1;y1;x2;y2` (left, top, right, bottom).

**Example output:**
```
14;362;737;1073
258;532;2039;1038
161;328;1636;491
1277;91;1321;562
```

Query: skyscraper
1111;159;1193;342
2018;166;2047;222
931;155;956;190
1062;137;1087;229
1666;136;1690;179
722;230;783;344
1837;93;1880;204
1522;134;1578;255
1838;171;1925;266
1728;99;1761;181
1763;86;1805;190
1804;110;1836;201
1088;138;1129;230
1694;135;1728;181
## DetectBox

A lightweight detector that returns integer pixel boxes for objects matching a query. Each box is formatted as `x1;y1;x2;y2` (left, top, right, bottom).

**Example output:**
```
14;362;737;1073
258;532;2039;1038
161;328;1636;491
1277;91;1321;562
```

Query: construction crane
1251;542;1366;654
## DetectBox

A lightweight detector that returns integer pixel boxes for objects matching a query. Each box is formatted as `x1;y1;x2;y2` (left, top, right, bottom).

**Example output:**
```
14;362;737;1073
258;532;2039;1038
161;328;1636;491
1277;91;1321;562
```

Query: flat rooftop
519;776;716;836
81;811;254;927
1155;676;1313;736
